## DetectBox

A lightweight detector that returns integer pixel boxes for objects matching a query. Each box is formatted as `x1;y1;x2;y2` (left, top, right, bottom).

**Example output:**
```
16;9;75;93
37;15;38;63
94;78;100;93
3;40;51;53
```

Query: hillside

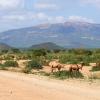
0;43;12;50
0;21;100;48
30;42;64;50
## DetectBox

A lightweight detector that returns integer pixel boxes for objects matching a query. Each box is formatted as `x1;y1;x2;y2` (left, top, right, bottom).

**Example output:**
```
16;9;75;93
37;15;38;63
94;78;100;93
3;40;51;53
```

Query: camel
49;60;64;73
69;62;84;73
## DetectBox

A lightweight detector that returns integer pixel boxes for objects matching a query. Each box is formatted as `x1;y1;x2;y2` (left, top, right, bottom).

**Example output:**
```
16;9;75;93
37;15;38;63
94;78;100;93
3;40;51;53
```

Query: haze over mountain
0;21;100;48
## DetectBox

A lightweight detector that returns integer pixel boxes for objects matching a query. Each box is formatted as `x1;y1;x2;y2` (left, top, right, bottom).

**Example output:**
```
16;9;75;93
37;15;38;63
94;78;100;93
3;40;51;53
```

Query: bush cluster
91;66;100;71
4;60;18;67
24;60;42;73
51;71;84;79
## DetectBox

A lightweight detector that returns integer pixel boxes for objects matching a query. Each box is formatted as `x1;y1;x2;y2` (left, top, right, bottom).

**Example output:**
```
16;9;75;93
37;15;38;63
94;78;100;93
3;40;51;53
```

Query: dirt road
0;71;100;100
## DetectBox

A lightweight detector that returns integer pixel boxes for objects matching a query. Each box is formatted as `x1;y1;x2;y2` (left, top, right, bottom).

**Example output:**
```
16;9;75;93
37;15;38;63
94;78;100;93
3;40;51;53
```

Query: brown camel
69;62;84;73
49;60;63;73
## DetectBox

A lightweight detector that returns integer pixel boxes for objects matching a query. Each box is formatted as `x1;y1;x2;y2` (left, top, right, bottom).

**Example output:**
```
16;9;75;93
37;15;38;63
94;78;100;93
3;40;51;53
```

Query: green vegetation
0;48;100;66
0;64;6;70
4;60;18;67
26;60;42;69
23;60;43;73
51;71;84;79
0;48;100;80
91;66;100;71
1;48;100;66
0;60;18;70
38;71;84;80
1;48;100;65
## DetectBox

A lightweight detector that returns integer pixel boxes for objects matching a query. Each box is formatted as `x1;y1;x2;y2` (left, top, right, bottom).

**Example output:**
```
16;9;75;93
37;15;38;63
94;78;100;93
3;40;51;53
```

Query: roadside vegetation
51;71;84;79
0;48;100;79
23;60;42;73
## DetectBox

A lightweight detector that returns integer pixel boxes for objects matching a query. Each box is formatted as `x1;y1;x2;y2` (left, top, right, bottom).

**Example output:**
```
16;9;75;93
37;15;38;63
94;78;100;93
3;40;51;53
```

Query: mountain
0;43;12;50
0;21;100;48
30;42;64;50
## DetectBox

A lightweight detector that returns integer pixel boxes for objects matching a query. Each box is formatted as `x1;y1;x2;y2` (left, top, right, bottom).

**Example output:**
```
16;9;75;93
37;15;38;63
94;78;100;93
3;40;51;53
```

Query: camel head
80;62;84;70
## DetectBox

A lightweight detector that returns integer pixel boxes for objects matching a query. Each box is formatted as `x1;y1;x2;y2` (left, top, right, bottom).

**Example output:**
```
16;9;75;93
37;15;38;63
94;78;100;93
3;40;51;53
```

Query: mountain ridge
0;21;100;48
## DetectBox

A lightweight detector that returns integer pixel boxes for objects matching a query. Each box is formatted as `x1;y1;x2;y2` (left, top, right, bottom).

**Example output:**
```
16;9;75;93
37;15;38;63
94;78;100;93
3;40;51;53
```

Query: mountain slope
30;42;64;50
0;21;100;48
0;43;12;50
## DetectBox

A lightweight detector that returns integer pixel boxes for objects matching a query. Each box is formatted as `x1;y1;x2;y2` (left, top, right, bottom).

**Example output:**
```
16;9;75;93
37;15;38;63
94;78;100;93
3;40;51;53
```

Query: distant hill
0;43;12;50
30;42;64;50
0;21;100;48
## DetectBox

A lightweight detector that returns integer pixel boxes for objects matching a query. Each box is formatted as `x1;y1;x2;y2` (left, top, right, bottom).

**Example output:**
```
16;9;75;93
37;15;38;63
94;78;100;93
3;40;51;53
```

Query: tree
1;50;8;54
32;49;47;57
11;48;20;53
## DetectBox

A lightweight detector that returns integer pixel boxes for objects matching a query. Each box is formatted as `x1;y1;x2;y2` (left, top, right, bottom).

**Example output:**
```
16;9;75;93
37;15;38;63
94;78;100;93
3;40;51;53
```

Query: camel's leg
69;67;72;73
51;66;54;73
69;67;73;77
58;67;61;72
77;68;79;72
75;68;79;77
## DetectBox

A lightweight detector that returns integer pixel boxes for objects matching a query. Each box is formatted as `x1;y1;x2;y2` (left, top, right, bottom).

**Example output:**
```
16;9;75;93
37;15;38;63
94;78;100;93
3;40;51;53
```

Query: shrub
68;49;92;55
32;49;47;57
0;64;6;70
91;66;100;72
26;60;42;71
59;54;83;64
51;71;84;79
1;50;9;54
4;60;18;67
53;49;61;53
11;48;21;53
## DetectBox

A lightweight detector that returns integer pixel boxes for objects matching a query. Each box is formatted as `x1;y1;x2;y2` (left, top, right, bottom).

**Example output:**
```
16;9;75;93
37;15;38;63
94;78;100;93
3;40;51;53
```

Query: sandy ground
0;70;100;100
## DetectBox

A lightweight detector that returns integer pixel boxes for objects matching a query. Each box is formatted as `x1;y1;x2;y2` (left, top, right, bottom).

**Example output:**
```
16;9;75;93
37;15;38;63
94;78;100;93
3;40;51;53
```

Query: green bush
32;49;47;57
0;64;6;70
91;66;100;71
68;49;92;55
51;71;84;79
26;60;42;71
4;60;18;67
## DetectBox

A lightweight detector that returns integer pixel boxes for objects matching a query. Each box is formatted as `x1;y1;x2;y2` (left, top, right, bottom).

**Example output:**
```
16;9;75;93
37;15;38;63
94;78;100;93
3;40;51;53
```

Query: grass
39;71;84;80
4;60;18;67
0;64;6;70
91;66;100;72
51;71;84;79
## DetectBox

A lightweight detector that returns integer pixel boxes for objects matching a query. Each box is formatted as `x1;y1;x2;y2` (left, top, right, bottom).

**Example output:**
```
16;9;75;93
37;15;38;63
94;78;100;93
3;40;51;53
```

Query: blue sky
0;0;100;32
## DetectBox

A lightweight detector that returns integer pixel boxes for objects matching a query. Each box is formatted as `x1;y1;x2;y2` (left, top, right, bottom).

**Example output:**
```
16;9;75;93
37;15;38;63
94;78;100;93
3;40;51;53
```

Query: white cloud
68;16;94;23
34;3;58;10
49;35;58;38
0;12;66;24
81;36;95;40
0;12;49;22
47;16;66;23
2;15;25;21
55;16;65;23
0;0;24;10
80;0;100;8
1;13;94;24
36;13;49;20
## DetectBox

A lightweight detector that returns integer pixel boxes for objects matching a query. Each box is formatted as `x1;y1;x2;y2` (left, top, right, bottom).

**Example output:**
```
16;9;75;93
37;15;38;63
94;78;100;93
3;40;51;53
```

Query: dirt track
0;70;100;100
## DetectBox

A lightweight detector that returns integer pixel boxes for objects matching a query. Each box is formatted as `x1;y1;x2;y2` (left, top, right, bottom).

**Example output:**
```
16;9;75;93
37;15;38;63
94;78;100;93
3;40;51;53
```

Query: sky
0;0;100;32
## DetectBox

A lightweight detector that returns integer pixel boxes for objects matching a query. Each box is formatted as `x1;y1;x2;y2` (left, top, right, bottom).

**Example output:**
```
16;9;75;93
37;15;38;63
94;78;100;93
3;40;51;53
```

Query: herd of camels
49;59;85;73
49;59;100;73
